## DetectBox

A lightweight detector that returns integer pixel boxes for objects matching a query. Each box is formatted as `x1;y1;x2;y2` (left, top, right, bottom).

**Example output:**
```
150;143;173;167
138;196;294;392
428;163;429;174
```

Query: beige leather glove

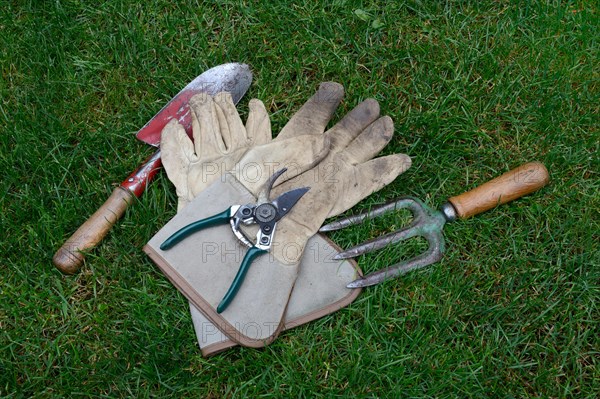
161;92;271;210
191;87;412;355
265;93;411;264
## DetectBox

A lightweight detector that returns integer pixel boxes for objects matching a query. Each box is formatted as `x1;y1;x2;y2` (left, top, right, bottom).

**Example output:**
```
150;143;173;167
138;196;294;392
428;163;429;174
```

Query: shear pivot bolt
254;203;277;223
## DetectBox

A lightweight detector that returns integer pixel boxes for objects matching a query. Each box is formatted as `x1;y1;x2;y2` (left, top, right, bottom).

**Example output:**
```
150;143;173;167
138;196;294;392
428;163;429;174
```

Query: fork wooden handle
448;162;549;219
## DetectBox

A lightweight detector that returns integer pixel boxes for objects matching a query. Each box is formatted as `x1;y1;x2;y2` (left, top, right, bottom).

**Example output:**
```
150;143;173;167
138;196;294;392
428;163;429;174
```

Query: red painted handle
120;150;163;197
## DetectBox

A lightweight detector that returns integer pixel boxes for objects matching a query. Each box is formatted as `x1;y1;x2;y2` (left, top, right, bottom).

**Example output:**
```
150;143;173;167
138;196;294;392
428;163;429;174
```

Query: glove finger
327;154;412;217
161;119;196;200
326;98;380;153
235;135;330;195
277;82;344;140
340;116;395;165
189;94;226;158
245;99;272;146
213;92;247;151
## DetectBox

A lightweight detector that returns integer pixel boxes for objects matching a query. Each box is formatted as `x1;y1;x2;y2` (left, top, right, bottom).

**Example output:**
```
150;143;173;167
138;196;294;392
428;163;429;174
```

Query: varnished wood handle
53;187;135;274
448;162;549;219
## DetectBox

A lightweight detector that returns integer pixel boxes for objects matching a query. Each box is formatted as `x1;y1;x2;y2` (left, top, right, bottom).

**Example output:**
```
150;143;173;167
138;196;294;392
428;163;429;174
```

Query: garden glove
161;92;271;210
192;91;410;355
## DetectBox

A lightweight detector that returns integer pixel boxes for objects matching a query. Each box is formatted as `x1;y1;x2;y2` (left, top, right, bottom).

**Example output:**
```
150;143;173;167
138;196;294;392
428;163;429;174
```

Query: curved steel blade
136;63;252;146
272;187;310;221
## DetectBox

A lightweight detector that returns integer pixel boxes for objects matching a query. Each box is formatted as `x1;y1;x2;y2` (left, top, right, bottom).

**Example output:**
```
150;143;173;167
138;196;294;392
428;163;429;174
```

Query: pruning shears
160;168;309;313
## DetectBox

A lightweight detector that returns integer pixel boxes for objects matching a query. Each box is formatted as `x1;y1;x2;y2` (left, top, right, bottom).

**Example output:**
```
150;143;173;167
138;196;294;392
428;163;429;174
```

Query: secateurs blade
320;162;549;288
160;168;309;313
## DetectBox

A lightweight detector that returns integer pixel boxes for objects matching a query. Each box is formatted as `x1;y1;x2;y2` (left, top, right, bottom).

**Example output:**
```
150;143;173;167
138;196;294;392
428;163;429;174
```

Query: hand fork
319;162;549;288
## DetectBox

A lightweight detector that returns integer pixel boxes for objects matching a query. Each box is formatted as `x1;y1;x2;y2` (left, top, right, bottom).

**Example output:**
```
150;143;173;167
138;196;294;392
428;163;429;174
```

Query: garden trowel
53;63;252;274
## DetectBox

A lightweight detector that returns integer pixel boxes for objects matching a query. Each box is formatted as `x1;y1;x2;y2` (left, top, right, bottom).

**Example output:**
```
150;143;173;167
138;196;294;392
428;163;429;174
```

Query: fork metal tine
319;197;422;232
332;219;422;260
346;230;445;288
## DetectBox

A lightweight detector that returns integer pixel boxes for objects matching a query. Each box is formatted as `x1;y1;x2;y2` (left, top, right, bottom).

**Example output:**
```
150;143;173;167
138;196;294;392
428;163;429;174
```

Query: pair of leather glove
150;83;411;354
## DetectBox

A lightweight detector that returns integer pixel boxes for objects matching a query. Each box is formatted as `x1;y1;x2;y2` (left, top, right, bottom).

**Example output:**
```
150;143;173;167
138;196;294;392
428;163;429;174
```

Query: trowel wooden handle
53;187;134;274
448;162;549;219
53;151;161;274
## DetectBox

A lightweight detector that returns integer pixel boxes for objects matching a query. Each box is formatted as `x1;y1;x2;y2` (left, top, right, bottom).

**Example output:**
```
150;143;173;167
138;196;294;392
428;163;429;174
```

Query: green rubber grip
160;208;232;250
217;246;267;313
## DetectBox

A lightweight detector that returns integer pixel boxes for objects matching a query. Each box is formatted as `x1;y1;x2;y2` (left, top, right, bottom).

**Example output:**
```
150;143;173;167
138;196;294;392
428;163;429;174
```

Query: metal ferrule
439;201;458;222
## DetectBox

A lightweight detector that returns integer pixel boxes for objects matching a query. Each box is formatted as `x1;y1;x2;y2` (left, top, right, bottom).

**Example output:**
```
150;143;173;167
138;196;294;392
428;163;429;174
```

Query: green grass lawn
1;1;598;397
